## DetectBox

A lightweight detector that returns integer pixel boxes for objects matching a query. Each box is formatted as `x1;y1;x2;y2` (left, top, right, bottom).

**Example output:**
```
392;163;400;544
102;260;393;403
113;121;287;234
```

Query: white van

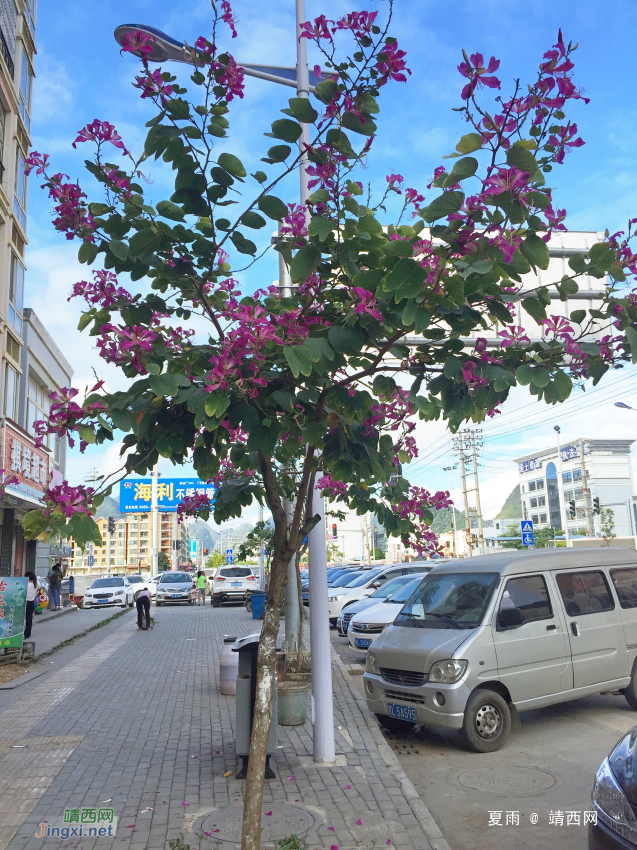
364;548;637;752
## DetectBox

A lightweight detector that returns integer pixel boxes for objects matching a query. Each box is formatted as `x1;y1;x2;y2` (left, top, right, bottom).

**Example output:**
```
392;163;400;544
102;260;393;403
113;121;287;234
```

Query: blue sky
24;0;637;523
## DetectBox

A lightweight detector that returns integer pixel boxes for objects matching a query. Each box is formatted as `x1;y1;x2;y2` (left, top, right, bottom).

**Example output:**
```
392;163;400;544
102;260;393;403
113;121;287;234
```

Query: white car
83;576;134;609
348;574;428;651
212;566;258;607
126;574;154;596
328;564;430;624
155;571;195;605
336;574;426;636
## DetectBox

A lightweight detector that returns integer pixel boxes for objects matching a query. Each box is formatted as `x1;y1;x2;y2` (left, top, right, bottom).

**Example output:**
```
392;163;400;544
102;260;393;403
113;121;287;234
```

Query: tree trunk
240;547;288;850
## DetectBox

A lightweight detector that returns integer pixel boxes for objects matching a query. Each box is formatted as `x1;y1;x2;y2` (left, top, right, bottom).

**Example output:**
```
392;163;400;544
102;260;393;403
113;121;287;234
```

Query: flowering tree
21;5;637;846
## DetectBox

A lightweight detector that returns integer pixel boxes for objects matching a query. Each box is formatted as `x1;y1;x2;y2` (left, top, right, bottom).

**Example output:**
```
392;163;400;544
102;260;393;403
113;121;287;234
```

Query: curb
36;605;78;624
329;644;452;850
31;608;133;663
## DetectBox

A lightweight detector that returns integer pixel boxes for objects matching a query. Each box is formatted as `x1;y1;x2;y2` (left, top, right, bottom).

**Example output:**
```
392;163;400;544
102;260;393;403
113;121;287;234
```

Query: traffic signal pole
579;437;595;538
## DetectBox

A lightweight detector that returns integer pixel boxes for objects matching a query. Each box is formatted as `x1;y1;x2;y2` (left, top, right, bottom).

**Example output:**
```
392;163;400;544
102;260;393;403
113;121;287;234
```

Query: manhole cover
200;803;320;843
457;766;555;796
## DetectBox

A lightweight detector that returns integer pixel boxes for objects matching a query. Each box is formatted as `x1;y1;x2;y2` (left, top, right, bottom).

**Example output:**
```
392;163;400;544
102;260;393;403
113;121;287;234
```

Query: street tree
237;520;274;571
600;508;616;546
15;4;637;847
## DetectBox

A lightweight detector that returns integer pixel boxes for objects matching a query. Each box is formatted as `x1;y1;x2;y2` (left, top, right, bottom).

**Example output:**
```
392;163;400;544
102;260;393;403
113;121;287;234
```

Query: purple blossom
458;53;501;100
73;120;128;153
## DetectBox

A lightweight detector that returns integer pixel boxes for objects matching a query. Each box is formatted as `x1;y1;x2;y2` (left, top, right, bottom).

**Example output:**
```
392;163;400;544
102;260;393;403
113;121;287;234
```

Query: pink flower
351;287;384;321
73;120;128;153
458;53;501;100
221;0;237;37
182;801;189;806
266;811;273;816
299;15;334;42
344;785;351;789
317;474;347;498
375;40;410;86
482;166;530;197
24;151;49;176
328;826;335;831
356;819;363;825
177;492;212;523
120;30;156;57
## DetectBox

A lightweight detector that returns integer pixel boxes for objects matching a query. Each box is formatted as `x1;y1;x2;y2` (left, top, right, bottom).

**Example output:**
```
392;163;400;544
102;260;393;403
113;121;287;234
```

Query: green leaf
210;166;234;187
156;200;185;221
252;170;268;183
314;77;338;105
419;191;464;223
552;369;572;402
128;228;160;260
519;233;550;270
443;157;478;187
149;374;179;397
290;244;321;283
230;231;257;255
266;119;302;143
204;394;230;418
308;216;332;241
325;129;354;157
265;145;292;163
382;240;413;258
506;143;539;177
381;258;428;297
284;345;313;377
218;152;246;178
341;111;377;136
568;252;587;273
589;241;616;271
530;367;550;387
515;364;534;385
65;513;102;552
328;325;365;354
625;327;637;364
77;424;97;445
108;239;128;261
258;195;289;221
286;97;318;124
241;211;267;229
78;240;98;265
22;509;51;541
521;296;547;322
452;132;482;155
569;309;586;324
77;312;93;332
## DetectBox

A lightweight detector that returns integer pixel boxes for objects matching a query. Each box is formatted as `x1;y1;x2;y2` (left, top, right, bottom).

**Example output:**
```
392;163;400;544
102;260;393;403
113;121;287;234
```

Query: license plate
231;582;241;587
387;702;417;723
355;637;372;648
302;593;309;600
172;594;182;598
98;599;108;604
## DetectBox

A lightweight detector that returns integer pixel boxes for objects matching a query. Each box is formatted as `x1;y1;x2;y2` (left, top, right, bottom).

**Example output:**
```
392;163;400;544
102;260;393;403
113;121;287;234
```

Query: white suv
212;566;258;607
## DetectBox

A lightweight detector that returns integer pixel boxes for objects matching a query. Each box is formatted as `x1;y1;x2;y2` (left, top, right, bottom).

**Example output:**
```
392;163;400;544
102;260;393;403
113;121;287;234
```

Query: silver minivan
364;548;637;752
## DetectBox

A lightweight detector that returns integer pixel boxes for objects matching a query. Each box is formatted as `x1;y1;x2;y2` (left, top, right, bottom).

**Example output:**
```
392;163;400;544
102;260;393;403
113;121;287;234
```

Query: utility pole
579;437;595;537
455;434;472;556
443;466;458;556
171;512;179;571
470;430;485;555
151;465;159;577
553;427;571;547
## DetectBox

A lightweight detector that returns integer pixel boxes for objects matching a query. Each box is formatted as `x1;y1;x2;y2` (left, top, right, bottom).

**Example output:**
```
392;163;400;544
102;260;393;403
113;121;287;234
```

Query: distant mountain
496;485;522;519
93;495;125;520
188;519;215;551
430;507;465;535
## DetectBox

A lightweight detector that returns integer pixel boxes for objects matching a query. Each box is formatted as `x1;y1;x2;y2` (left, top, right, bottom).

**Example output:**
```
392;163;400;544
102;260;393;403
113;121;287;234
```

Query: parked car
83;576;134;609
336;574;426;636
211;565;258;607
590;727;637;848
127;574;152;592
155;571;195;605
328;564;426;624
349;574;429;651
365;548;637;752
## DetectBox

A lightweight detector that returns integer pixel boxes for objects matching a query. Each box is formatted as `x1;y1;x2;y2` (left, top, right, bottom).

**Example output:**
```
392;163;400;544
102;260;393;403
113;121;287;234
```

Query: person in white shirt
24;572;37;639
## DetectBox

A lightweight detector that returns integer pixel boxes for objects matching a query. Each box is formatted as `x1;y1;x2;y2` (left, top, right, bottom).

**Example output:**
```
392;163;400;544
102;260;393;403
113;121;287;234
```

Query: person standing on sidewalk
196;570;206;606
49;564;63;610
135;586;151;630
24;572;37;639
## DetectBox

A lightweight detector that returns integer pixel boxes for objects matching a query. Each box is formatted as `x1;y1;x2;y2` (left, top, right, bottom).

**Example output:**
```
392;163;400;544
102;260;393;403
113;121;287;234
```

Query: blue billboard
119;478;215;513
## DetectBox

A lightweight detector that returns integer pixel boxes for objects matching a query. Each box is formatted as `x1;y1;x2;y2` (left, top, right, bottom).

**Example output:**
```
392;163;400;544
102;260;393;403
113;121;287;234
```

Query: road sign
520;521;534;533
226;548;233;565
522;532;535;546
189;539;198;558
89;555;94;567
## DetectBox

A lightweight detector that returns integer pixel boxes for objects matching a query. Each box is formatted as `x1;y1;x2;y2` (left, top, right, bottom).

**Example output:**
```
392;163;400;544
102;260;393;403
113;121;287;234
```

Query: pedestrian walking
24;571;37;639
49;564;63;610
135;586;151;630
196;570;206;606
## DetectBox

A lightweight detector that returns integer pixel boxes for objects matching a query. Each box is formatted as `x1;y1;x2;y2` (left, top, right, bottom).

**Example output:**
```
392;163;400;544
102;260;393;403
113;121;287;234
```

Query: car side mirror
371;581;381;588
498;607;523;629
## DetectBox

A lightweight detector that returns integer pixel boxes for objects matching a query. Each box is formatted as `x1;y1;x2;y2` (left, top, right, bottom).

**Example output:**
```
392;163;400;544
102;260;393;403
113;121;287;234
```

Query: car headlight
593;758;637;841
328;593;345;602
428;659;468;684
366;651;380;675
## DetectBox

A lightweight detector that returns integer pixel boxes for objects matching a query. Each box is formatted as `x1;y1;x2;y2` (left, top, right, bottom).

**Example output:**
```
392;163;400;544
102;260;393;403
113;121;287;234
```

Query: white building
514;439;635;538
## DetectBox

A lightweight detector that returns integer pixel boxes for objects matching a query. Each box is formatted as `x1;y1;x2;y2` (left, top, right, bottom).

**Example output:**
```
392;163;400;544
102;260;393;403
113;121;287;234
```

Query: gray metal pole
554;432;571;547
579;437;595;538
295;0;311;206
171;512;179;571
308;480;336;763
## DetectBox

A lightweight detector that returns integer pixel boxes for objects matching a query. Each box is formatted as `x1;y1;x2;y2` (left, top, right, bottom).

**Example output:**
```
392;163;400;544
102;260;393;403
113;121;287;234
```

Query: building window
574;487;583;499
540;514;547;523
18;46;33;132
23;0;36;38
536;479;544;490
13;146;26;230
529;481;536;492
521;484;525;493
4;362;18;419
531;514;539;524
564;490;573;501
537;496;546;507
8;253;24;335
530;498;538;508
563;472;572;484
27;373;50;440
573;469;582;482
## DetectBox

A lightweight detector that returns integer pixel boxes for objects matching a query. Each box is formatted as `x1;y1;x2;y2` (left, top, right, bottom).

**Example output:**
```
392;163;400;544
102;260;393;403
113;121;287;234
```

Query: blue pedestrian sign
89;555;94;567
226;549;233;564
520;521;534;533
522;532;535;546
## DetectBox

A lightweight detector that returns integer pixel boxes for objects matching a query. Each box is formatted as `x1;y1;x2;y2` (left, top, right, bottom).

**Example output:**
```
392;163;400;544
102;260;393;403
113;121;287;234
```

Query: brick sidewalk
0;603;448;850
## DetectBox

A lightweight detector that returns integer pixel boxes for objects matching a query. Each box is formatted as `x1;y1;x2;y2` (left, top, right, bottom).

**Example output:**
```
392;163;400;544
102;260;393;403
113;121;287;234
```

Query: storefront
0;420;50;577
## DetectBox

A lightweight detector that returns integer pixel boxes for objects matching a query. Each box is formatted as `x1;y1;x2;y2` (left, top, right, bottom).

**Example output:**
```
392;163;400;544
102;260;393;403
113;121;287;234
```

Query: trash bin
251;591;266;620
232;633;277;779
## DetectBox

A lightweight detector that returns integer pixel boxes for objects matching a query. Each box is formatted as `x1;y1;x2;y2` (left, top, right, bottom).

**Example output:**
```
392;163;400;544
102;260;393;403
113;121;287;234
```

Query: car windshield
345;569;383;588
127;576;143;583
332;572;363;587
91;578;124;588
395;572;499;629
385;575;427;604
219;568;251;578
369;576;412;599
159;573;192;584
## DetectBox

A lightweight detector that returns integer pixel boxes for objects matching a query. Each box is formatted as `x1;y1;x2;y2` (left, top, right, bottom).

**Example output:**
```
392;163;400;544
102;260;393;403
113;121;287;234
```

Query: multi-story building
515;439;635;538
67;513;190;574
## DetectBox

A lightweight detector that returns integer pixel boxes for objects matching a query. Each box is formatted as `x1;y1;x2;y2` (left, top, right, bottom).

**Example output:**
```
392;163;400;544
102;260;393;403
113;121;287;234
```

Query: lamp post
553;426;571;547
443;466;458;556
114;5;335;765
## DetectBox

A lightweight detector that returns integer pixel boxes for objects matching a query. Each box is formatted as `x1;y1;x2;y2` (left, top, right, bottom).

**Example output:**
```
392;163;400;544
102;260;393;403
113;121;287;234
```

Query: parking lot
331;630;637;850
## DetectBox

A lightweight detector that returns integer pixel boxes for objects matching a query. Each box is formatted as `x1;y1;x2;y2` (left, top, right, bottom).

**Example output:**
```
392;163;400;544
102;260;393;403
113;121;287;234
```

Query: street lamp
553;426;571;547
114;5;335;766
615;402;634;410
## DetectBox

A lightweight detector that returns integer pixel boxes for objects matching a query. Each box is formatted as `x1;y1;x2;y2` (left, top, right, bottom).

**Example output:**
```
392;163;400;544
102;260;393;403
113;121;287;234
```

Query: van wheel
459;689;511;753
622;662;637;709
375;714;416;734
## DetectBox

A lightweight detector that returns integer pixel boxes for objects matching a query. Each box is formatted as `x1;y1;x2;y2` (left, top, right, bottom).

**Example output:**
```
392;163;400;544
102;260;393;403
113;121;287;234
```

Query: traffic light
332;523;337;539
203;548;209;555
107;517;115;534
593;497;600;515
569;500;576;519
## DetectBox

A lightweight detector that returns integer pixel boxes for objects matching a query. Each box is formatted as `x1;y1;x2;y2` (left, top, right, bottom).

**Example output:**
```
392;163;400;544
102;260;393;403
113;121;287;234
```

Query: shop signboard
0;577;28;648
119;479;215;513
2;422;50;503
